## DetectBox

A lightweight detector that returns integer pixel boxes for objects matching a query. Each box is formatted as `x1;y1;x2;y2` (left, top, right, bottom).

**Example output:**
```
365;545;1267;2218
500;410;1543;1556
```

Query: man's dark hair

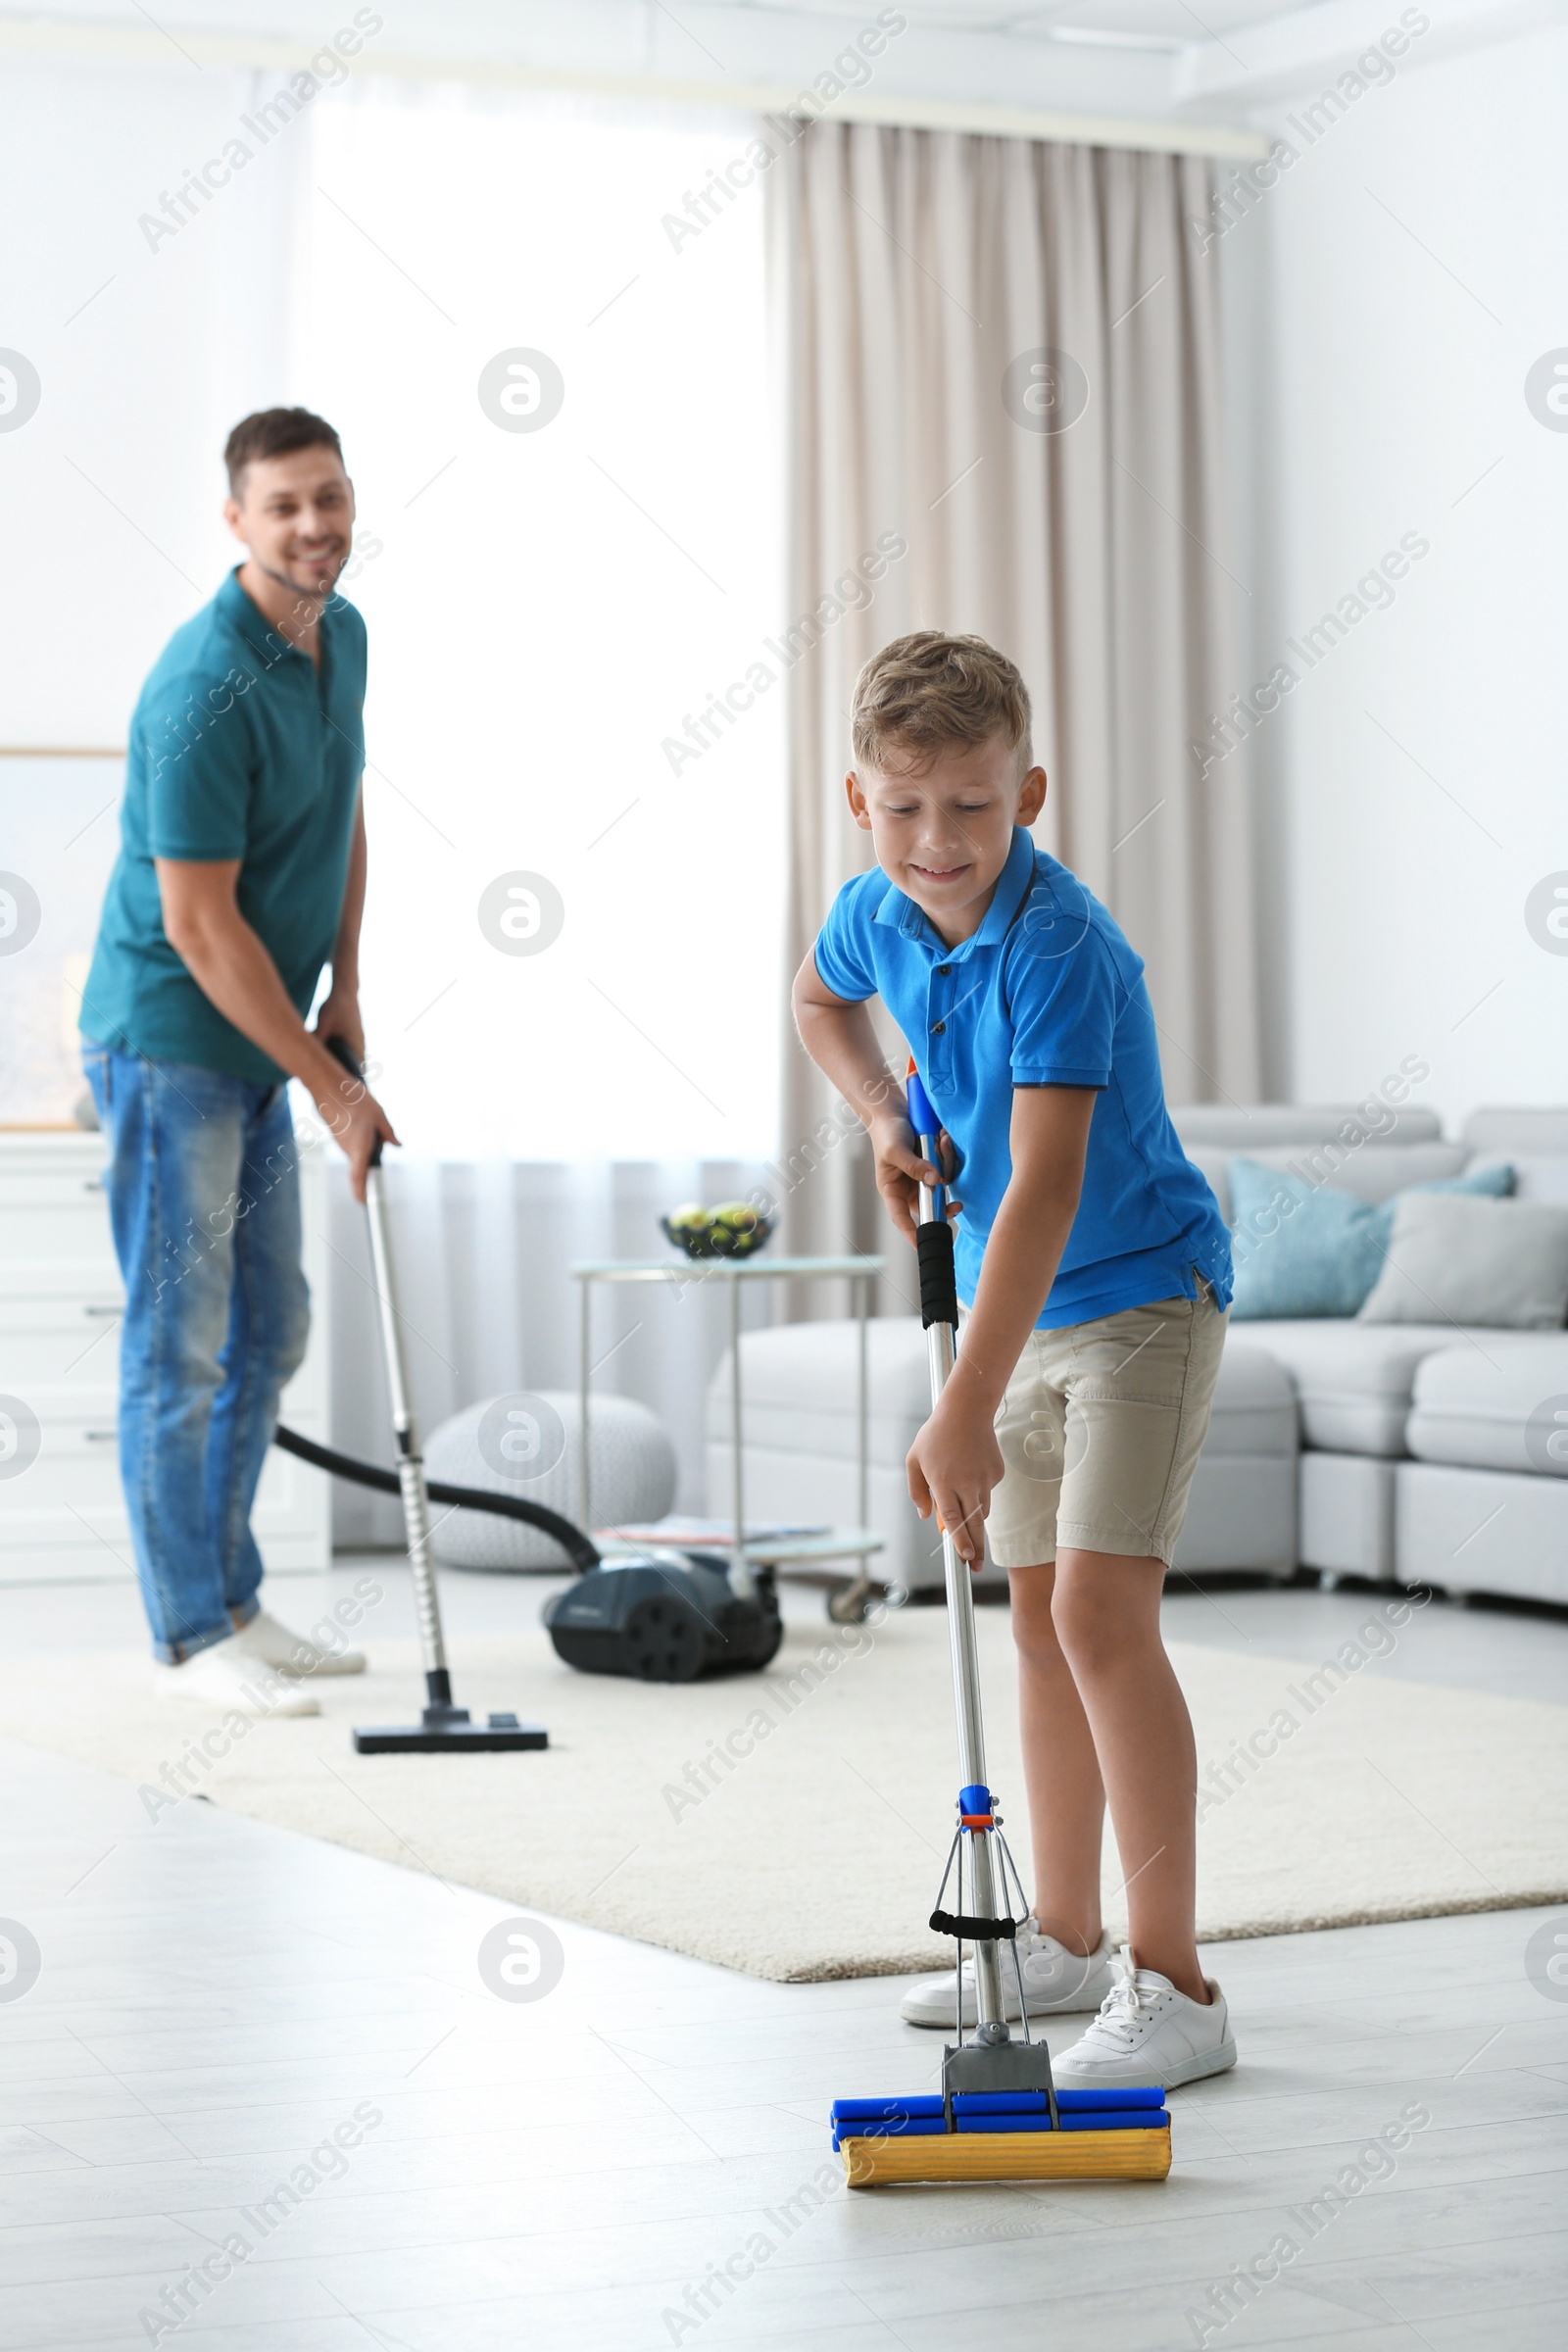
224;407;344;495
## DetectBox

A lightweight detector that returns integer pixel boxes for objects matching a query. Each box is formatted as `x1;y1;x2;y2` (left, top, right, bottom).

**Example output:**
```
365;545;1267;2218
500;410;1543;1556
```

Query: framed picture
0;752;124;1127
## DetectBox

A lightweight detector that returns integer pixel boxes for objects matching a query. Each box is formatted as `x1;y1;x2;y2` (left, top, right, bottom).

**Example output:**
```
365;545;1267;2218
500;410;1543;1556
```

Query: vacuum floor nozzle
352;1706;549;1755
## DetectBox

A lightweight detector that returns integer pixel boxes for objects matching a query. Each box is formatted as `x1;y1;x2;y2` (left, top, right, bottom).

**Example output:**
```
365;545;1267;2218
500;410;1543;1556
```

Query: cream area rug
3;1607;1564;1982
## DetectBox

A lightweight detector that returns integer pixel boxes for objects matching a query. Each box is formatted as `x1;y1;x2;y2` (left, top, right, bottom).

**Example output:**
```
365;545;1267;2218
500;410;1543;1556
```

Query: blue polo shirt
812;827;1232;1327
81;570;368;1085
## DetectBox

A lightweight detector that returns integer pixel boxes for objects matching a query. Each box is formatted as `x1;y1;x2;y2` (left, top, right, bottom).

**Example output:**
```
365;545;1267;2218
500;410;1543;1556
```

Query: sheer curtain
325;1154;774;1541
769;123;1261;1288
294;78;785;1163
286;78;790;1526
7;46;793;1529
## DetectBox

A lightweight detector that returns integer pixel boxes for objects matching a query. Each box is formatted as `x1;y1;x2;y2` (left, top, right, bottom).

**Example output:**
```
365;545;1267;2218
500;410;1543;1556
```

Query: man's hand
155;840;393;1204
312;1054;398;1206
314;986;365;1063
906;1387;1003;1567
870;1111;962;1246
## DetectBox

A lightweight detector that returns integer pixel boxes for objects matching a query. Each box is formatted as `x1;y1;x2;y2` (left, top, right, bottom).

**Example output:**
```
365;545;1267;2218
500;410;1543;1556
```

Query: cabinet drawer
0;1168;109;1208
0;1133;329;1575
0;1298;124;1383
0;1430;125;1524
0;1433;322;1544
0;1391;118;1435
0;1189;121;1298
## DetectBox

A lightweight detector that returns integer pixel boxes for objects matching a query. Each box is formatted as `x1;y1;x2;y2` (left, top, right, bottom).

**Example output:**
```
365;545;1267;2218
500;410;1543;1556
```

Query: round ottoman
424;1389;676;1570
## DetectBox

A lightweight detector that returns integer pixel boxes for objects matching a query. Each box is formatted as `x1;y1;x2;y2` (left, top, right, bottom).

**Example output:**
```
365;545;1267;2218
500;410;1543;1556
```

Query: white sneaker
1050;1945;1237;2090
901;1924;1114;2028
154;1636;320;1717
233;1608;366;1677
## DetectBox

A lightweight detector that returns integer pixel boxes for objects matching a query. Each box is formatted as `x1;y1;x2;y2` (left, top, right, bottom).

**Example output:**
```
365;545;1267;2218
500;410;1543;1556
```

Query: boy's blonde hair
851;631;1033;776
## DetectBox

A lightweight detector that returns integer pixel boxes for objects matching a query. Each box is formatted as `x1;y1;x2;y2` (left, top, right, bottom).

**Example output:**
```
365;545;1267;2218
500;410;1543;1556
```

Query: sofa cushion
1458;1112;1568;1203
1198;1341;1298;1455
1228;1159;1514;1320
1298;1452;1399;1578
1494;1154;1568;1206
1395;1461;1568;1606
1228;1162;1389;1317
1180;1137;1463;1223
706;1318;931;1465
1405;1336;1568;1476
1241;1320;1517;1456
1172;1104;1443;1149
707;1320;1297;1464
1461;1107;1568;1155
1358;1195;1568;1330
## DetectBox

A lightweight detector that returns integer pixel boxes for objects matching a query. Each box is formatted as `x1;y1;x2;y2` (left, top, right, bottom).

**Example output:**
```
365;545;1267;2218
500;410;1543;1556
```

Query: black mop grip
916;1219;959;1332
930;1908;1018;1941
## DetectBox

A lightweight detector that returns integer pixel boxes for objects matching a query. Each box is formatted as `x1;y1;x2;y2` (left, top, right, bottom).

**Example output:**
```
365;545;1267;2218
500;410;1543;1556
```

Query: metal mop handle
906;1062;1010;2047
324;1040;451;1707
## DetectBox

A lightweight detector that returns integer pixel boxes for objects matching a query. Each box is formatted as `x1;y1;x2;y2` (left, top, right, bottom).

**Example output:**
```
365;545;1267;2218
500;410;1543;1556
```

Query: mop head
831;2088;1171;2186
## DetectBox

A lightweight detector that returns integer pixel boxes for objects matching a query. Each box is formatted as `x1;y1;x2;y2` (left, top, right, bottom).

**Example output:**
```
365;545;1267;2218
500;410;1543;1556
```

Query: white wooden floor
3;1570;1566;2352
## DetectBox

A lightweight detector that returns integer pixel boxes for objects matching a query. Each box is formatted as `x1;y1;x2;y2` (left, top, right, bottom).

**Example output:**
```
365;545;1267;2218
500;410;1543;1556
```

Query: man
80;407;395;1715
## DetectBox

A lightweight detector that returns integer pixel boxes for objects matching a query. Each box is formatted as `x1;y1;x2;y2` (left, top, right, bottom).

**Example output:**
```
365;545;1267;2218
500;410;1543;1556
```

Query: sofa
704;1105;1568;1608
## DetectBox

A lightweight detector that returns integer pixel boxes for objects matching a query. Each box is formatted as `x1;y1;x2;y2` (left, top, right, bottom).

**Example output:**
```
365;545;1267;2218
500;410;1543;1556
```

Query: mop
829;1063;1171;2187
322;1041;549;1754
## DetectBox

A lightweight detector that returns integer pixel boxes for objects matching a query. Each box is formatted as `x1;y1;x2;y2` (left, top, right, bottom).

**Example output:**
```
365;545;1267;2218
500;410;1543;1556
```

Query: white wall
1220;22;1568;1125
0;54;309;742
0;1;1188;136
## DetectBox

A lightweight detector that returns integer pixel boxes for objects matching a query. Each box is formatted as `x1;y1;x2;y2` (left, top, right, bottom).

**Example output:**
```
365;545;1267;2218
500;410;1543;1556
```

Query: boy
792;631;1237;2089
80;408;395;1716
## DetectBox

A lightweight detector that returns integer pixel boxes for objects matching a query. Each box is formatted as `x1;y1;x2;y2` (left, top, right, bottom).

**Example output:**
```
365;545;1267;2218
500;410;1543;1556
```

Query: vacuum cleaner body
543;1552;783;1683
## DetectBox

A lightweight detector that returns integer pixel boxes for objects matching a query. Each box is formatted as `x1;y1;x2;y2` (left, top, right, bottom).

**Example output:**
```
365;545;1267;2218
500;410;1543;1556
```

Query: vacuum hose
273;1424;601;1576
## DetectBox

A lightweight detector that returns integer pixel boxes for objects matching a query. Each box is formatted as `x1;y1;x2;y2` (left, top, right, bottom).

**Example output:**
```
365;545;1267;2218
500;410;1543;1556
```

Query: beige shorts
980;1281;1228;1568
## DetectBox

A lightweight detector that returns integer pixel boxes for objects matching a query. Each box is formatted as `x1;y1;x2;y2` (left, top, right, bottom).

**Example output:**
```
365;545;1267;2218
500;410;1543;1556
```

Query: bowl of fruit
660;1200;774;1260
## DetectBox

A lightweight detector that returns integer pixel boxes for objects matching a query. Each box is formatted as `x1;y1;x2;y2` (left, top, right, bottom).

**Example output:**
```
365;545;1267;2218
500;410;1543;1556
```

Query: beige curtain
767;122;1260;1294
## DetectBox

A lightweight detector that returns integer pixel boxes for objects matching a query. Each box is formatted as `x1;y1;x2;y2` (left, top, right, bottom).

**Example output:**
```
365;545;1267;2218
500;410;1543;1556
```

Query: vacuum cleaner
540;1551;782;1680
829;1066;1171;2188
274;1044;783;1720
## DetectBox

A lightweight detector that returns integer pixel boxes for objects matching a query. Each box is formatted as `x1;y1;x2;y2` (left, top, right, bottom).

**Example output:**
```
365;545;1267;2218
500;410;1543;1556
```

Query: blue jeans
82;1049;311;1662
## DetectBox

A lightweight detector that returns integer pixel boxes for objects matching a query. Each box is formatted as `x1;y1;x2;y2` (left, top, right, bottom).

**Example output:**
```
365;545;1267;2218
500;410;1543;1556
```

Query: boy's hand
906;1390;1003;1567
870;1112;962;1246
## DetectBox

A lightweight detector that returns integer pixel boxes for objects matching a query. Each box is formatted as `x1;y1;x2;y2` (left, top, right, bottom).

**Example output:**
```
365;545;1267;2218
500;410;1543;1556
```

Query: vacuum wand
361;1138;450;1704
322;1039;546;1753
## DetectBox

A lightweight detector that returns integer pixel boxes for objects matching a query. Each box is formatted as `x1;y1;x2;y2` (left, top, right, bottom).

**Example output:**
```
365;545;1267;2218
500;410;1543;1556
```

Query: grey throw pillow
1357;1194;1568;1329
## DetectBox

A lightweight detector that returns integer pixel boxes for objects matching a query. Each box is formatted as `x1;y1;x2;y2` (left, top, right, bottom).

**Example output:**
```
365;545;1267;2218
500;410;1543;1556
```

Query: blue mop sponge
830;2086;1168;2151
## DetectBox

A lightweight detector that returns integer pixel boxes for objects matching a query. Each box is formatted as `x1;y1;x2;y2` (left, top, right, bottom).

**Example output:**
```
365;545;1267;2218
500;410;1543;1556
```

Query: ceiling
0;0;1546;128
706;0;1321;45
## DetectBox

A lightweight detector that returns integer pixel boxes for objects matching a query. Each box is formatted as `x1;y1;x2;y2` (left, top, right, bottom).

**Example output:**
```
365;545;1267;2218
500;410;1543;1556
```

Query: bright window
293;85;784;1160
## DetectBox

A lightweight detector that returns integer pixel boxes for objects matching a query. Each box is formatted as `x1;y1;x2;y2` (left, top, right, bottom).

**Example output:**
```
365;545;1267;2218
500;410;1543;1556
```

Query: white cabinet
0;1129;331;1583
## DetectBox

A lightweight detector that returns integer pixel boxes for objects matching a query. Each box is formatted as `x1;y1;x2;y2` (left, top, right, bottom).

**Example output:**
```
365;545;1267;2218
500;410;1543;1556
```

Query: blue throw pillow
1227;1158;1514;1320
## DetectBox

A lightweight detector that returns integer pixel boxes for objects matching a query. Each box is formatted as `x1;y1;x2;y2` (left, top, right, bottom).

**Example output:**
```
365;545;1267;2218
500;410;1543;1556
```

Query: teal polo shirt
82;570;367;1085
812;826;1233;1327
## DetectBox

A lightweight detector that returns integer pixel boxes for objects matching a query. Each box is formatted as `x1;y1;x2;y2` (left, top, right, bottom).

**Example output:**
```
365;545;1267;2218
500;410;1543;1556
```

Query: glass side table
569;1253;887;1623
